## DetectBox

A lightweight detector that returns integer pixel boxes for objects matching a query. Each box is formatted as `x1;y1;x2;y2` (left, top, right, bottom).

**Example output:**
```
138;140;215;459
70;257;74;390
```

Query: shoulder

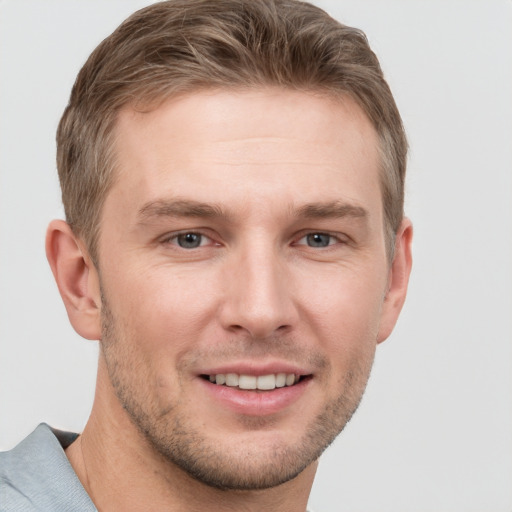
0;424;95;511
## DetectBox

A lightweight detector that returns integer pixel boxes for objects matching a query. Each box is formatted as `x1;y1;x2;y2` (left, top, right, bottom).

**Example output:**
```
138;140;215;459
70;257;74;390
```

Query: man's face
96;89;397;489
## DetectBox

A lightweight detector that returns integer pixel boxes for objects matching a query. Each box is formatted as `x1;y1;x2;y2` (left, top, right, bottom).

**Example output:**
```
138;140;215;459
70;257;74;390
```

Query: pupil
308;233;330;247
178;233;201;248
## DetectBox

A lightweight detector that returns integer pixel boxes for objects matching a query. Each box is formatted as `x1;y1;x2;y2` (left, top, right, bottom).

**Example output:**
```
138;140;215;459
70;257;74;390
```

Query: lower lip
199;377;311;416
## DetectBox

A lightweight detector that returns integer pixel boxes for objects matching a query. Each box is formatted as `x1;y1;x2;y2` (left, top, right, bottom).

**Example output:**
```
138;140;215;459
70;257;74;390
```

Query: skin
46;88;412;512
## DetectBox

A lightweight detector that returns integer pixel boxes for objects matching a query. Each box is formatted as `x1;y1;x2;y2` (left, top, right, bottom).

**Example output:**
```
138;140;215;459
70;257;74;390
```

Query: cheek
296;265;386;393
106;267;219;353
298;265;387;338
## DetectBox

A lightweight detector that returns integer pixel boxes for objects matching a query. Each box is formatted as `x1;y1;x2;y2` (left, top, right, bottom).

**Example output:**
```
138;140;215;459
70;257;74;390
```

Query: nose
218;243;299;339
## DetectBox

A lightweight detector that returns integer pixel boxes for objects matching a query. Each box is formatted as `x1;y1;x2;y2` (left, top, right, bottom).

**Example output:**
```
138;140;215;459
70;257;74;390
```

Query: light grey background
1;1;511;511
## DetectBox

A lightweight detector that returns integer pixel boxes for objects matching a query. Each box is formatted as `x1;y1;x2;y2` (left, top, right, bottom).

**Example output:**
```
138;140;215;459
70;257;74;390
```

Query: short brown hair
57;0;407;262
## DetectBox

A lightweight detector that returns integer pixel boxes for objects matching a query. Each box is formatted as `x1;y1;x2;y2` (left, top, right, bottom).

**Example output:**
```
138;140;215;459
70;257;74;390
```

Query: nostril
219;293;299;339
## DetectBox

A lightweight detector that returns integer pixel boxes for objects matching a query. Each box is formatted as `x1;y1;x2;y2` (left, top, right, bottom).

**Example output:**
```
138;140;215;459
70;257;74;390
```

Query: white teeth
285;374;295;386
225;373;239;386
275;373;286;388
257;374;276;390
209;373;299;390
238;375;257;390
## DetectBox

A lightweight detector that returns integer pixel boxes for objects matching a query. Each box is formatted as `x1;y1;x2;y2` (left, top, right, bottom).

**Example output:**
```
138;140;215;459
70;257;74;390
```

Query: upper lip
197;361;312;377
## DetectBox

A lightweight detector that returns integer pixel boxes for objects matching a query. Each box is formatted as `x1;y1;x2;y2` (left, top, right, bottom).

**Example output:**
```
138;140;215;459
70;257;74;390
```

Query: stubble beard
100;293;375;491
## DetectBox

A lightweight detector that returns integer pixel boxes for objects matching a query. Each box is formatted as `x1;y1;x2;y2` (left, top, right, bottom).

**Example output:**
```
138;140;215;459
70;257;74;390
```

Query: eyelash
162;231;215;249
295;232;344;248
161;230;346;250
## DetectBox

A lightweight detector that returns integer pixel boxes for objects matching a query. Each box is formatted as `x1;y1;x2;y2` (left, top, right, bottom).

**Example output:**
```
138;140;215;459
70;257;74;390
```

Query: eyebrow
295;201;368;220
137;198;368;223
137;199;227;222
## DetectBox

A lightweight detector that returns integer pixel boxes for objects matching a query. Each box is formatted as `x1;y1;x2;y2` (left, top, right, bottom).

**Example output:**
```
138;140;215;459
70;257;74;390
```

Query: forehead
107;88;381;221
117;88;377;155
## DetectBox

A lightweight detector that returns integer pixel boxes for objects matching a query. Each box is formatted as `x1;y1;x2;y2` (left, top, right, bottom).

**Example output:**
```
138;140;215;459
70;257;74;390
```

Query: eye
171;232;209;249
297;233;338;248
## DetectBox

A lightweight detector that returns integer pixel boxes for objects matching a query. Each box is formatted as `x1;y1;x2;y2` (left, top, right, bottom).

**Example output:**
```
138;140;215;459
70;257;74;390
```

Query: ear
46;219;102;340
377;218;413;343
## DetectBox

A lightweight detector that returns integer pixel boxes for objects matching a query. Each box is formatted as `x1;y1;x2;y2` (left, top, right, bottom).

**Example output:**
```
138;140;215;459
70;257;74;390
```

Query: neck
66;361;316;512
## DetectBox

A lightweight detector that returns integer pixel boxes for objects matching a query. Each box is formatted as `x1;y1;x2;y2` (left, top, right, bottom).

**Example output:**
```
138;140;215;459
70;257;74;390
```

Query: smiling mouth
201;373;311;391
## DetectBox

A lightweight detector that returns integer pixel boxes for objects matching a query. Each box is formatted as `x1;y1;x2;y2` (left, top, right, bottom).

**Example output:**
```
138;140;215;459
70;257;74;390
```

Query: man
0;0;412;510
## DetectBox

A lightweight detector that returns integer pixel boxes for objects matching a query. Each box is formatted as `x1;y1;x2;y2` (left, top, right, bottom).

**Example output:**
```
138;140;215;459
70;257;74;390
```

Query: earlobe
377;218;413;343
45;220;102;340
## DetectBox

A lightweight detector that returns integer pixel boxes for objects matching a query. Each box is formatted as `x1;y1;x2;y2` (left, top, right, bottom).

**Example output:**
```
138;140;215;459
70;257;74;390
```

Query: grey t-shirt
0;423;96;511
